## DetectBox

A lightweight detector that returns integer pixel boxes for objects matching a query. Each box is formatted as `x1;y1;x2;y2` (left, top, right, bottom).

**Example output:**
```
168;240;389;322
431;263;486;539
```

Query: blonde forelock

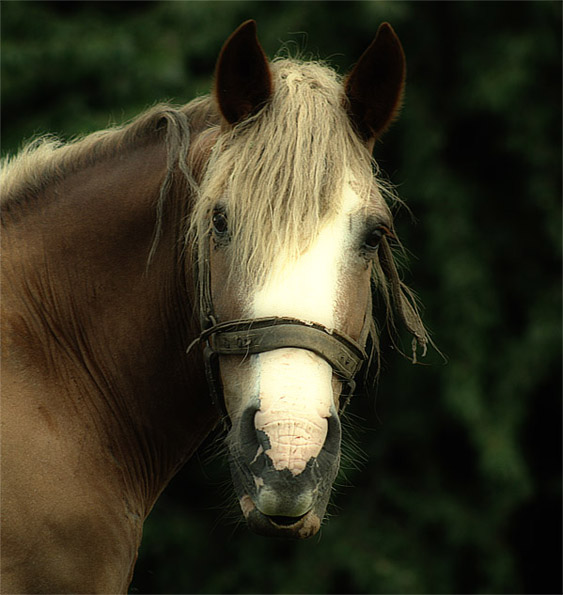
190;59;378;288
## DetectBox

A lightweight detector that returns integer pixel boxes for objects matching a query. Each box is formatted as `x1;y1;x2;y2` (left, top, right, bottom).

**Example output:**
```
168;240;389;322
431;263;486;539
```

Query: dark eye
212;210;228;235
364;227;384;250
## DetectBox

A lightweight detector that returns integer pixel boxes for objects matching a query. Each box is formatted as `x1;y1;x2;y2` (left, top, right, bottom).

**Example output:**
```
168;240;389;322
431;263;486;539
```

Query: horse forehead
251;180;365;325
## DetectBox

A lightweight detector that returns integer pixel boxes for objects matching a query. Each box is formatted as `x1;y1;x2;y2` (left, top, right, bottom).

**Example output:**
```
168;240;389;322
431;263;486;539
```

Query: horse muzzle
228;403;341;539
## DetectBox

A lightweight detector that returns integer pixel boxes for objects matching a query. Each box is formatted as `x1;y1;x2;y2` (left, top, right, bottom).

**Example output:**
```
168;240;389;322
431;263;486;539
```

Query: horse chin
239;495;321;539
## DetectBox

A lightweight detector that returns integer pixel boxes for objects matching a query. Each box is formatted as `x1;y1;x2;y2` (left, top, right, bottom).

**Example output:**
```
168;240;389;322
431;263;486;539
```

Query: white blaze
252;182;361;474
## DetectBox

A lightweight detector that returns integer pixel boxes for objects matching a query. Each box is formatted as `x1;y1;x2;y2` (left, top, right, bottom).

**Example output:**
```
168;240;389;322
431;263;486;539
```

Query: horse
1;20;429;593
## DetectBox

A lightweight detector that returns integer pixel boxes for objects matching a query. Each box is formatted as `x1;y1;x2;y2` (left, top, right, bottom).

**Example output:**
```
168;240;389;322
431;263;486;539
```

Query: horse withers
1;21;428;592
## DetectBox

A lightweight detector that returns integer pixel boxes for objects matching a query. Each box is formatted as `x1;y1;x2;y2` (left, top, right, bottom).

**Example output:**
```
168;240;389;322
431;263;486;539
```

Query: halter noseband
194;234;373;416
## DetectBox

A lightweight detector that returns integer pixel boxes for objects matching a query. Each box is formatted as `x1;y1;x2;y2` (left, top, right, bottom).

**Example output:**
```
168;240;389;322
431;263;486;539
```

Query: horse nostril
323;406;342;456
237;404;262;461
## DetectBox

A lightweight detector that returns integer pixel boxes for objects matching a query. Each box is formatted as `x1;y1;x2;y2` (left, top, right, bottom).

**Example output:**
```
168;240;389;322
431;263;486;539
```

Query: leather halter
194;233;372;416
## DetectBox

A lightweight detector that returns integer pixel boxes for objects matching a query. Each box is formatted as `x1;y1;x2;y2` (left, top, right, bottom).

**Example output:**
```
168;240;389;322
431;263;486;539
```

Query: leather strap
201;317;367;382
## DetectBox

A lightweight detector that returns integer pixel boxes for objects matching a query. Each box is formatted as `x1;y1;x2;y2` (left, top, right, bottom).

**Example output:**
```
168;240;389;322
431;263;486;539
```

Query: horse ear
345;23;406;144
214;20;272;126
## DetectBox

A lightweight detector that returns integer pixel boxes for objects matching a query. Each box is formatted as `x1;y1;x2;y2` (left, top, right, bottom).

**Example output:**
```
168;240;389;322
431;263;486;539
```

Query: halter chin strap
193;234;373;417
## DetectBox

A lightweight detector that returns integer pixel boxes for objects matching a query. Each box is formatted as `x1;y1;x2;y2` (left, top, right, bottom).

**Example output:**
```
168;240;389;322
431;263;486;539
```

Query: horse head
192;21;409;538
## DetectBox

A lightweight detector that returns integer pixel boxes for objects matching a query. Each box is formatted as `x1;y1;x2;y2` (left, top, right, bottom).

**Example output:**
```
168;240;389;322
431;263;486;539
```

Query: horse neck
2;140;217;514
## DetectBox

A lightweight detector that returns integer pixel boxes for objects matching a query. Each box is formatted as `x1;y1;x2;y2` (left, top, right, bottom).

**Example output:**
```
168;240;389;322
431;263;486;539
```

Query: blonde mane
1;105;193;206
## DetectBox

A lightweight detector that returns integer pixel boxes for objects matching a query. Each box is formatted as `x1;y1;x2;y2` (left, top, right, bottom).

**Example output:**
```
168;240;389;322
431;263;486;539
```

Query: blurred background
2;2;561;593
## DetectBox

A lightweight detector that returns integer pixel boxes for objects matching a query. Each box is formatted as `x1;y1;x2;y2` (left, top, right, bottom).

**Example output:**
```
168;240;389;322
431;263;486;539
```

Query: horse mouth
268;513;308;526
239;494;321;539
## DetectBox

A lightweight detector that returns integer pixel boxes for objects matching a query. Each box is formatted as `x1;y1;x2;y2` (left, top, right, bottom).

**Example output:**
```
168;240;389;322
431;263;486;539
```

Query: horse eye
212;211;228;235
364;227;384;250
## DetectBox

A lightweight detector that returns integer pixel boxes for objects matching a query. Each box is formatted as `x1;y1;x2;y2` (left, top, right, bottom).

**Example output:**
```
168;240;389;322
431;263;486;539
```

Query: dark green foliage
2;2;560;593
